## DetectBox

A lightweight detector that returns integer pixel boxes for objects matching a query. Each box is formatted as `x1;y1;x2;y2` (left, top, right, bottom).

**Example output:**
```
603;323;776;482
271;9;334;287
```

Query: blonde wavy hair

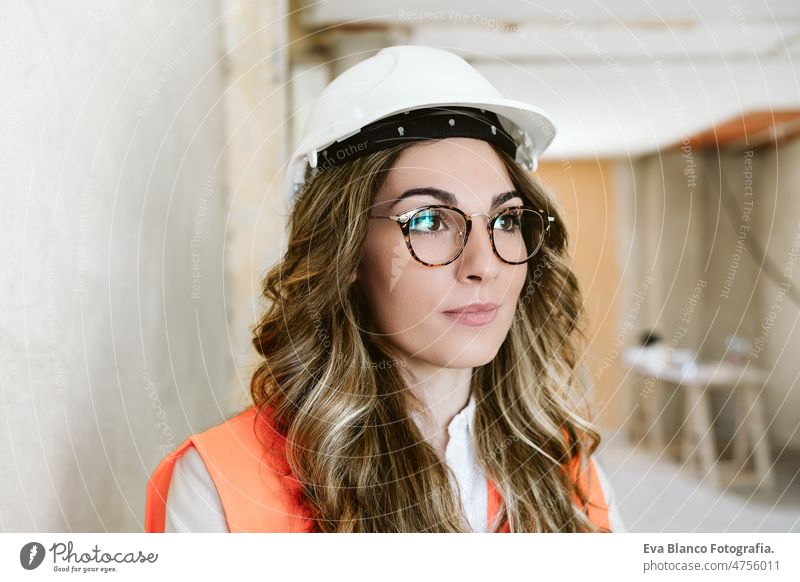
249;141;607;532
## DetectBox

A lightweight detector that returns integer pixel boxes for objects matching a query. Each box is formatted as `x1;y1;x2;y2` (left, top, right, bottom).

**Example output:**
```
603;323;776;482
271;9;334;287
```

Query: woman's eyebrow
390;187;521;210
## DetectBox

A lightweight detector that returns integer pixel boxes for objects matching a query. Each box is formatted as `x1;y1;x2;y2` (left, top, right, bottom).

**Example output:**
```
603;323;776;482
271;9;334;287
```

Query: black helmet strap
315;106;518;172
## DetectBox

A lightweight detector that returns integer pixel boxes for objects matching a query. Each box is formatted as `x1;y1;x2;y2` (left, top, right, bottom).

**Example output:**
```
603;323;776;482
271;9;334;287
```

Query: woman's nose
456;217;501;281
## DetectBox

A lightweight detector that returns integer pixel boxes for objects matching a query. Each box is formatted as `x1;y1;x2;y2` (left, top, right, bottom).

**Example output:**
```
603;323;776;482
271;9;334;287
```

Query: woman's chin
429;343;501;369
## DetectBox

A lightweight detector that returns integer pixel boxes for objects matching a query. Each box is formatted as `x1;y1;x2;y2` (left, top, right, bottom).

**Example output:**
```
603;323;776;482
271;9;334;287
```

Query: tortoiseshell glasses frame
368;204;555;267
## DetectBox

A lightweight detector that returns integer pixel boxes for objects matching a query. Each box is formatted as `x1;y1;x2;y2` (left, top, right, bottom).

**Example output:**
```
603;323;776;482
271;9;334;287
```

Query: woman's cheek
507;266;528;300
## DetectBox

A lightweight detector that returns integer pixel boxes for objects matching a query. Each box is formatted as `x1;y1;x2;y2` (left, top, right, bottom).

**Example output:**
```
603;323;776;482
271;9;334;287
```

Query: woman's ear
352;260;364;285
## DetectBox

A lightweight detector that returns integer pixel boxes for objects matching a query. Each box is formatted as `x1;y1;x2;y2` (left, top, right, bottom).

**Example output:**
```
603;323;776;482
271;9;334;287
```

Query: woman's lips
442;305;499;327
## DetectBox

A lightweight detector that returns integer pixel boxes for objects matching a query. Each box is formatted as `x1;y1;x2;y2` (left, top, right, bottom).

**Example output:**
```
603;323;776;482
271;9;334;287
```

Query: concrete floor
594;427;800;532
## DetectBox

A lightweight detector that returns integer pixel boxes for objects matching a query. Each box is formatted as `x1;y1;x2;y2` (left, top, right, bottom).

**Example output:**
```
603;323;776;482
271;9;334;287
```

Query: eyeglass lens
407;207;545;265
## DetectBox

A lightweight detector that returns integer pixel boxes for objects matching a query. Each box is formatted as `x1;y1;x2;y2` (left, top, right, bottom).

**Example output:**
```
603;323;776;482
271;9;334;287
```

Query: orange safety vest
145;406;611;533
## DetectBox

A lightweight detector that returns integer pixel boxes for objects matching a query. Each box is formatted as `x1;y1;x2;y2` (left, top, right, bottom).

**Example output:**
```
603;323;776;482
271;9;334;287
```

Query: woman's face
355;138;528;370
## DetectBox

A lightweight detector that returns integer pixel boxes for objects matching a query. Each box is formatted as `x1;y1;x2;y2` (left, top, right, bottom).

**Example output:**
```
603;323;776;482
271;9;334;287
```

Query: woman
145;45;626;533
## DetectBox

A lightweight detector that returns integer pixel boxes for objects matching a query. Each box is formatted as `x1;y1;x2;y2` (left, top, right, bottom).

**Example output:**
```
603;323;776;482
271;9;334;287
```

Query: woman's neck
400;363;473;457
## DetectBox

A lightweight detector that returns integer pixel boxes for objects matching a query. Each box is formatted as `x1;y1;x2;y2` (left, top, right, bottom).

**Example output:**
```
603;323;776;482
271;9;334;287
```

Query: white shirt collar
456;391;477;434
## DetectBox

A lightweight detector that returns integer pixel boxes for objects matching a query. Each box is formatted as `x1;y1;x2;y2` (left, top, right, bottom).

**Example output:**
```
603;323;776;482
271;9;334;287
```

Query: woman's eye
409;210;447;232
495;211;521;232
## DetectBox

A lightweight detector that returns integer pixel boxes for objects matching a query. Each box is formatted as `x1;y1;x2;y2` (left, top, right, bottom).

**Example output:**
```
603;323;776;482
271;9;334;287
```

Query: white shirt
410;392;488;532
164;395;626;532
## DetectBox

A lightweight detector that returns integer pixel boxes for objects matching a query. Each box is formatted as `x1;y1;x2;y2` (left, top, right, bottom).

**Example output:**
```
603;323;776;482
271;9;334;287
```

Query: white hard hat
285;44;557;209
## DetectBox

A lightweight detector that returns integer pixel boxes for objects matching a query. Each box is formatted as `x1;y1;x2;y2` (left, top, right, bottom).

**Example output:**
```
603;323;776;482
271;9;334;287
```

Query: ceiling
292;0;800;159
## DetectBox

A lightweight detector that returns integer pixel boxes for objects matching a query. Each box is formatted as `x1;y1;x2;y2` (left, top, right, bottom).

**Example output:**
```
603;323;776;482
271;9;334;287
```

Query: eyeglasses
368;204;555;267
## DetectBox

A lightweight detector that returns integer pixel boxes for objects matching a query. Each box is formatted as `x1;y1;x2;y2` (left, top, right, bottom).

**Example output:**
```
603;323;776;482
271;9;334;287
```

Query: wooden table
624;347;774;491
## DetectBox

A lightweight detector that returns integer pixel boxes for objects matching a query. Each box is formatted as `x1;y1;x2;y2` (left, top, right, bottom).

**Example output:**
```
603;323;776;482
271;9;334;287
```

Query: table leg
743;382;775;492
732;384;750;469
641;376;663;450
684;382;718;484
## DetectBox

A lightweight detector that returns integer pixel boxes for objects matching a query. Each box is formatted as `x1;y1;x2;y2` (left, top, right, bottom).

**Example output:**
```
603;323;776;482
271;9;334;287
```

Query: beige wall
223;0;290;387
536;160;626;430
729;138;800;451
0;1;238;531
613;138;800;453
